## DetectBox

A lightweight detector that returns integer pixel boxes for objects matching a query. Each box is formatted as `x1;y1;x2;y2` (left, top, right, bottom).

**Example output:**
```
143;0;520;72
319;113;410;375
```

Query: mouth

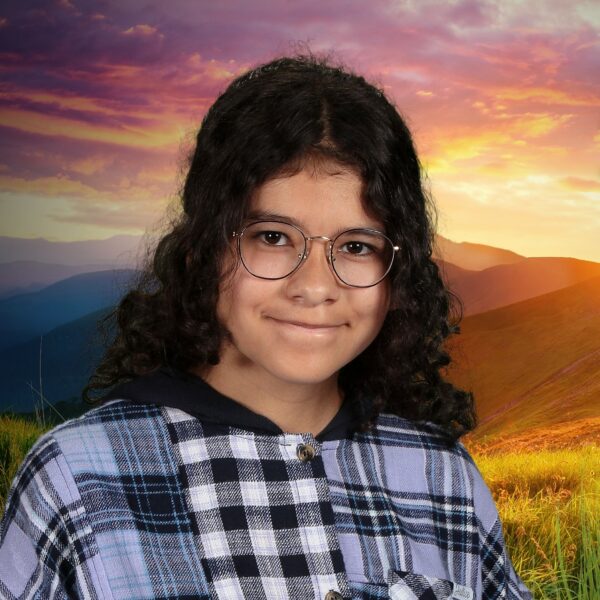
267;317;346;331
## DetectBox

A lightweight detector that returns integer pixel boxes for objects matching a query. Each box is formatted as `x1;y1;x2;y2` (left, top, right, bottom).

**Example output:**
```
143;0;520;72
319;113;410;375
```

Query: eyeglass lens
238;221;395;287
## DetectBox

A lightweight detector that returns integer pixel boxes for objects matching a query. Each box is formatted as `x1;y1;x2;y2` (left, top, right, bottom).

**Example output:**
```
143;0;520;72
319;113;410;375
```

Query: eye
339;240;374;255
258;230;289;246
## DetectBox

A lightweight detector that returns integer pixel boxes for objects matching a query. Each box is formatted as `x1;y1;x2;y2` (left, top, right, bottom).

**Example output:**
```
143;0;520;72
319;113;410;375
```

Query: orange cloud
504;112;573;137
559;177;600;192
493;86;597;108
0;107;180;149
66;155;115;176
14;91;124;117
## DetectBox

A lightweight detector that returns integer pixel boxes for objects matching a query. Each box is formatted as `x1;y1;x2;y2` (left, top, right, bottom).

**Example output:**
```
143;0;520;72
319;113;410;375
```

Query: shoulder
367;415;503;522
362;412;474;461
339;413;490;500
0;403;163;596
45;400;181;478
5;401;173;505
2;400;182;540
41;399;167;453
0;418;102;591
53;397;166;434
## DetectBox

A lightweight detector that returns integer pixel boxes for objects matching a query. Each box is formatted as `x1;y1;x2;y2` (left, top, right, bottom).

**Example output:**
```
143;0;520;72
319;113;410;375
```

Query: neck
195;358;342;437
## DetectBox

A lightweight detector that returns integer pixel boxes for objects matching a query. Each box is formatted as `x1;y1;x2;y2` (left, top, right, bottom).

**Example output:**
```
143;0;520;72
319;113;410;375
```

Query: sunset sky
1;0;599;261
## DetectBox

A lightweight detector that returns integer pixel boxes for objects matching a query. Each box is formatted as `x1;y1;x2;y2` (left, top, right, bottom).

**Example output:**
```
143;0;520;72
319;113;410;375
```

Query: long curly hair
85;54;476;440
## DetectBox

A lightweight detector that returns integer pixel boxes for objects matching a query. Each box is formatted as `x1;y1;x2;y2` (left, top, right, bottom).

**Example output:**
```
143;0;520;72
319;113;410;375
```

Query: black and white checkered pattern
1;400;532;599
165;407;350;599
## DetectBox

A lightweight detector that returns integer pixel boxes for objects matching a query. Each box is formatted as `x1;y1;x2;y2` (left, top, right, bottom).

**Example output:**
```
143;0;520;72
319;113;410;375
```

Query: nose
284;238;340;305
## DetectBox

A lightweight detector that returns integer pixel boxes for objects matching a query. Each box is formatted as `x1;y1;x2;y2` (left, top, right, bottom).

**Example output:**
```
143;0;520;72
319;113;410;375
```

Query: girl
0;55;531;599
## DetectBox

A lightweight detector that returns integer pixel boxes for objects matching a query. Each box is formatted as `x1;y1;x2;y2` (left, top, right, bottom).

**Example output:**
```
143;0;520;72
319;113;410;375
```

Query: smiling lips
267;316;346;330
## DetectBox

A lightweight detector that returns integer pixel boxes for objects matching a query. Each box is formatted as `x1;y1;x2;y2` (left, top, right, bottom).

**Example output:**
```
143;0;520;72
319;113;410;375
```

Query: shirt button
325;591;343;600
296;443;316;462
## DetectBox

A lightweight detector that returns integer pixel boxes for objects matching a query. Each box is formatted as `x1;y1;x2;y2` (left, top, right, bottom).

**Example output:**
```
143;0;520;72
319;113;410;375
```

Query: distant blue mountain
0;235;141;266
0;269;139;351
0;307;113;413
0;261;122;299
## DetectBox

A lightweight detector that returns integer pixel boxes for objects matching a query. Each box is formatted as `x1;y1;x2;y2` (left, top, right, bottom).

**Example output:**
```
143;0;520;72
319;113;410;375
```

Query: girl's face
214;165;391;390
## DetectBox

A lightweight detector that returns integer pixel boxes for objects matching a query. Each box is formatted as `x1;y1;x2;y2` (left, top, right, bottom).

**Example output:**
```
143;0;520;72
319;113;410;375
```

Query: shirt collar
102;367;358;442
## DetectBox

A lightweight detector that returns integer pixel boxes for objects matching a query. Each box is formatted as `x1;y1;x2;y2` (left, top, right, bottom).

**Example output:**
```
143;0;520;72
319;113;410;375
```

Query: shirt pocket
387;569;474;600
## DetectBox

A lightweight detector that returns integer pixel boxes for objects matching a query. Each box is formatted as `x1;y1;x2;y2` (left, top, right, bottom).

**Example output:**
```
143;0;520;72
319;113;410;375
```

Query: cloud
0;0;597;261
0;107;179;148
67;155;115;176
49;197;166;230
0;174;99;198
0;171;176;233
503;113;574;137
559;177;600;192
492;86;597;108
122;24;161;37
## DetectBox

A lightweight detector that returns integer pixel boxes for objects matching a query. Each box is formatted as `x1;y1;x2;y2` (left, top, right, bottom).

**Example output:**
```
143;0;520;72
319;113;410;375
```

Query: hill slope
446;257;600;315
434;235;524;270
0;261;121;299
447;276;600;441
0;269;137;351
0;235;141;266
0;307;112;413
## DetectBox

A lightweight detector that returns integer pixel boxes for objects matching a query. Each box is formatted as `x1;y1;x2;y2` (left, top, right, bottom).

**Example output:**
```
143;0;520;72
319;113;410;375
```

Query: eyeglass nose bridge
300;235;335;263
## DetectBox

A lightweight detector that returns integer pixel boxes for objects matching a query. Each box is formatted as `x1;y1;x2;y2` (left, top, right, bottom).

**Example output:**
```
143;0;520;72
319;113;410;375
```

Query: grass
0;415;50;515
0;414;598;598
472;446;600;598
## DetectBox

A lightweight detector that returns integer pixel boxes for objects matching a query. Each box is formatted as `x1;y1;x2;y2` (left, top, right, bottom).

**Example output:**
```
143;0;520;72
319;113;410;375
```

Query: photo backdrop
0;0;598;448
1;3;599;595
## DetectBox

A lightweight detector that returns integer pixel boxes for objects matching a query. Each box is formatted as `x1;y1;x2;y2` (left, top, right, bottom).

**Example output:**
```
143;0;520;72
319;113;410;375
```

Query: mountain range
0;234;598;448
0;269;138;352
0;235;141;266
433;235;524;270
0;261;123;299
0;307;111;415
442;256;600;315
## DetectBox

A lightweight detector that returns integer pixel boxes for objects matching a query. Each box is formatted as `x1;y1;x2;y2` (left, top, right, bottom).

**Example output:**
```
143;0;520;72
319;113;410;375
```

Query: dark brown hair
85;54;476;440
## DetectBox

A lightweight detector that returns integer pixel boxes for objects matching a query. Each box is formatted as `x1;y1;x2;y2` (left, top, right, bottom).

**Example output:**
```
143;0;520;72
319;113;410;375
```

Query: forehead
249;166;383;232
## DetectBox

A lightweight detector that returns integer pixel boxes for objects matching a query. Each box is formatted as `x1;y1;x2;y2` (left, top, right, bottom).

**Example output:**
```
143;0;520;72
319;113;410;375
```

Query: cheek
357;285;390;325
215;268;272;327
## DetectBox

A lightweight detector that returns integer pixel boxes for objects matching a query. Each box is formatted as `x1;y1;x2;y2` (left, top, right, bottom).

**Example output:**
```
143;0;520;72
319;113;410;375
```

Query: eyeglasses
232;220;399;288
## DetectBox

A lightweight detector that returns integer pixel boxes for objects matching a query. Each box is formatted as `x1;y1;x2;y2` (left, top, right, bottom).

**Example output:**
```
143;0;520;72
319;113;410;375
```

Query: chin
265;359;341;386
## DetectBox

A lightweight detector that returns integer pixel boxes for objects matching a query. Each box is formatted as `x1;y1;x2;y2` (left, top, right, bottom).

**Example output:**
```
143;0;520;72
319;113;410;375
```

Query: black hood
102;367;357;442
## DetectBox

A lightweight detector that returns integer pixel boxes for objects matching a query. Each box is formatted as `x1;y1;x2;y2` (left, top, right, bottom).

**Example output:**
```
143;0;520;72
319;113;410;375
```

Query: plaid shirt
0;373;531;599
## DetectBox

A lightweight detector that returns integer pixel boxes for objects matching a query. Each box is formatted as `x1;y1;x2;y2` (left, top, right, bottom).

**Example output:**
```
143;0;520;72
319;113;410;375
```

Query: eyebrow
245;210;384;235
246;210;297;224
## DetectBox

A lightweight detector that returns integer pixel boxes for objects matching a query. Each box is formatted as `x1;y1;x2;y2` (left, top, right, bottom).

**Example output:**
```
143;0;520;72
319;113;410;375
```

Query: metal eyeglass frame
232;220;400;288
